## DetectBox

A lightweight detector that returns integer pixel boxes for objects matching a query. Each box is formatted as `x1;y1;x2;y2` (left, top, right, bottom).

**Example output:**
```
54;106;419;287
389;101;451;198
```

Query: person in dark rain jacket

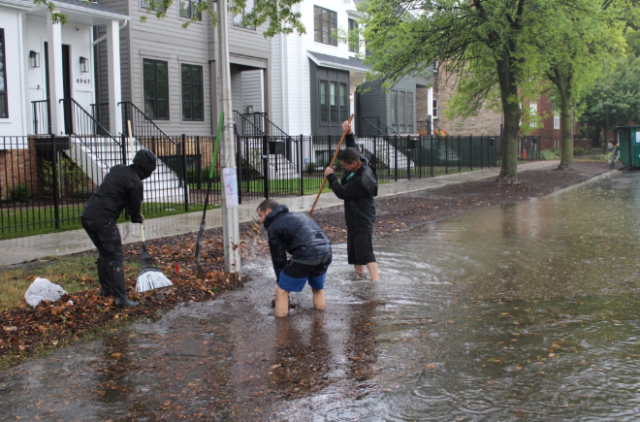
257;199;332;317
324;121;379;281
81;149;156;308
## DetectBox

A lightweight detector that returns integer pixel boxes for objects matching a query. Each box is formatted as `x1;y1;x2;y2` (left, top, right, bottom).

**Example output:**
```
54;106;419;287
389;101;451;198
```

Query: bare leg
312;288;326;310
367;262;379;281
275;285;289;317
354;265;366;276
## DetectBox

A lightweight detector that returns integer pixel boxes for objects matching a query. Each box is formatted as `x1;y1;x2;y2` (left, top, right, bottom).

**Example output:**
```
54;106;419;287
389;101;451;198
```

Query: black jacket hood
132;150;157;180
264;204;289;230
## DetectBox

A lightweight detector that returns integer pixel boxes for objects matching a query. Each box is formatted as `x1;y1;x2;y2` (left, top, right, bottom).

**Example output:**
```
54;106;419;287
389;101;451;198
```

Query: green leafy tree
578;55;640;150
359;0;545;184
535;0;626;169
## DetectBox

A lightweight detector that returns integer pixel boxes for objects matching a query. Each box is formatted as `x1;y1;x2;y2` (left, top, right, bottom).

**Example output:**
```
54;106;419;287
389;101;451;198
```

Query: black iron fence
0;133;502;237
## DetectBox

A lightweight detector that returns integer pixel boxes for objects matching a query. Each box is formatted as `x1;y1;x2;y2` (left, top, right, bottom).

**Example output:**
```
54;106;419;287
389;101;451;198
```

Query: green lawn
0;203;215;240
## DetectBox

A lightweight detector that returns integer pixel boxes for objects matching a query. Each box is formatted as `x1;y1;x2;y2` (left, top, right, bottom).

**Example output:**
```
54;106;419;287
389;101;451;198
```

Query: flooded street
2;170;640;421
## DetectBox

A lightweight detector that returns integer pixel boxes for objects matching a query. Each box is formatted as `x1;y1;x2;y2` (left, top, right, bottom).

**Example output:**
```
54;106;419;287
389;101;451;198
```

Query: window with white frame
181;64;204;121
314;6;338;46
530;101;537;128
141;0;165;11
391;90;414;132
348;18;358;53
233;0;255;29
432;99;438;118
319;79;348;124
180;0;201;20
0;29;6;118
553;113;560;130
143;59;169;120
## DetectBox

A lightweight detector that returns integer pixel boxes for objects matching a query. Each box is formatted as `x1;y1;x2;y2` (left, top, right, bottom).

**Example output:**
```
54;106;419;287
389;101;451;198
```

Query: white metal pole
217;0;241;273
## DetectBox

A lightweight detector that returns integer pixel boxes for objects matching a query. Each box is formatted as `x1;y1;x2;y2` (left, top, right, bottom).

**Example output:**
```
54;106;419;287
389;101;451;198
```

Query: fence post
196;136;202;190
236;134;243;205
299;134;304;196
470;136;473;171
181;134;189;212
373;134;377;175
394;135;398;182
328;134;332;167
51;134;60;229
263;134;269;199
480;136;484;169
445;136;449;174
430;136;434;177
458;135;461;173
407;135;411;180
418;135;422;179
121;133;127;165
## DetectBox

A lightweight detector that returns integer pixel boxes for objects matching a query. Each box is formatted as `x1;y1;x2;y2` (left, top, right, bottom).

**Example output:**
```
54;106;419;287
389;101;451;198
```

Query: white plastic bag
24;277;67;308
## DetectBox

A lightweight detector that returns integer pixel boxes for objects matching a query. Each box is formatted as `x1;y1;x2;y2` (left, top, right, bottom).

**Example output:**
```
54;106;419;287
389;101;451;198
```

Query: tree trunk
496;50;520;184
550;67;574;170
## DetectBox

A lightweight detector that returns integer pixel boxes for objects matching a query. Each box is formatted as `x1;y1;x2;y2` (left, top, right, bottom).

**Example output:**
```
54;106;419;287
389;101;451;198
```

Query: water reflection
3;171;640;421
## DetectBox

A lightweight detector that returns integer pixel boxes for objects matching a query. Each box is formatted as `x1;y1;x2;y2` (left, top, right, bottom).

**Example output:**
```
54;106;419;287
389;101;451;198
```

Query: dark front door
62;45;72;134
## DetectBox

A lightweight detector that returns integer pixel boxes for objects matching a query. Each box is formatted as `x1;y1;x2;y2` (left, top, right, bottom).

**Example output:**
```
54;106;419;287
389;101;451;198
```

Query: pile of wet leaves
0;234;246;366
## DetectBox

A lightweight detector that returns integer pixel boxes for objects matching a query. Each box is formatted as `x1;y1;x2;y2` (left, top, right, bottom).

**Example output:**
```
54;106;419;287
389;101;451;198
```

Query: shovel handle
140;223;145;243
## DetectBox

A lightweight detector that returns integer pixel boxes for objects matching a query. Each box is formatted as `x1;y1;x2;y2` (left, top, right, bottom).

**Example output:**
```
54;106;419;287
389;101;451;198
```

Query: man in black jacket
257;199;332;317
81;149;157;308
324;139;379;281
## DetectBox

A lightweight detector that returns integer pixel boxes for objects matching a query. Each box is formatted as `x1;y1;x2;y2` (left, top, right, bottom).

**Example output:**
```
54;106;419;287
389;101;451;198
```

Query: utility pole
217;0;241;273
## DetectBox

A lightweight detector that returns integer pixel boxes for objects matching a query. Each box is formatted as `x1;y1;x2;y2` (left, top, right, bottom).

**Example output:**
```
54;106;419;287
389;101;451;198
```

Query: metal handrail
360;116;400;136
233;110;265;136
119;101;177;146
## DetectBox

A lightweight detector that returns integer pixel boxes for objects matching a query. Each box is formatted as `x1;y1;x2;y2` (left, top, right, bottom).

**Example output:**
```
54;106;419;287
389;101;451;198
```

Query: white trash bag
24;277;67;308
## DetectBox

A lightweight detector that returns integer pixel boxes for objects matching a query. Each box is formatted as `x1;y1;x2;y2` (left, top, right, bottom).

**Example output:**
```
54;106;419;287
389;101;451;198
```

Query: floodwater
2;170;640;421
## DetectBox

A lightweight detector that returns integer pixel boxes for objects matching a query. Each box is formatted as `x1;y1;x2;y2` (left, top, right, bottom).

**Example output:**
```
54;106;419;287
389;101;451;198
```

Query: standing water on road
2;171;640;421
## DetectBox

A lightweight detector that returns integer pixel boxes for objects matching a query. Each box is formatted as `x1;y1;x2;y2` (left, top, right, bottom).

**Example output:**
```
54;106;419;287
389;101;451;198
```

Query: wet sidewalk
0;160;558;267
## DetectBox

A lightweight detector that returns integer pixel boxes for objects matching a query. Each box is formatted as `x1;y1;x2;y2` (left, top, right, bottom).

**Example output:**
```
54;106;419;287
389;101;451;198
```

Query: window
180;0;202;20
0;29;6;118
233;0;255;28
330;82;337;123
391;90;398;125
432;99;438;118
181;64;204;121
320;81;328;123
319;79;348;124
407;92;414;131
554;113;560;130
530;101;537;128
141;0;165;11
143;59;169;120
348;18;358;53
314;6;337;46
399;91;406;128
339;83;348;122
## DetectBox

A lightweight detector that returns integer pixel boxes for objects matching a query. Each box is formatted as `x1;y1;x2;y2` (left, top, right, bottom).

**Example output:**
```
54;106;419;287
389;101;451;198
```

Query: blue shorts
277;259;330;293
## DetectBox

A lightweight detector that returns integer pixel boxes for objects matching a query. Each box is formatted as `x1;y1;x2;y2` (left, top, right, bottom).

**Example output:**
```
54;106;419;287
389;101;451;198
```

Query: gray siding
309;60;350;137
357;80;387;137
231;67;242;114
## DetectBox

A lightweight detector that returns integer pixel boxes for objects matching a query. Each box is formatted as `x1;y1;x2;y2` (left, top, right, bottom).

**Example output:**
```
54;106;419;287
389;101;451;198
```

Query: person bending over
257;199;332;317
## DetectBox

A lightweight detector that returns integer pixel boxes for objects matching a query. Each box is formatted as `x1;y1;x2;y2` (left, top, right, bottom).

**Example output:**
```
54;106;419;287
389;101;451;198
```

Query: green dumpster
615;126;640;168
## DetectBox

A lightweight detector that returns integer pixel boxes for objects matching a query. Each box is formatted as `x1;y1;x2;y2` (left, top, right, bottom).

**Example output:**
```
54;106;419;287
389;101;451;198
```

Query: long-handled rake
195;112;224;277
309;114;354;216
136;223;173;293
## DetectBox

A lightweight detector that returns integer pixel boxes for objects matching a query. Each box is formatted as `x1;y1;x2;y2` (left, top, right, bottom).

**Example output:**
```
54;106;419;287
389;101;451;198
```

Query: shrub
306;162;317;173
9;185;32;203
573;146;585;156
540;149;560;160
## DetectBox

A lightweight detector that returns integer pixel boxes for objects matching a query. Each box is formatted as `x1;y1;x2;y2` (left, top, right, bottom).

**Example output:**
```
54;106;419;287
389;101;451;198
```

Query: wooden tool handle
140;223;145;243
309;114;354;216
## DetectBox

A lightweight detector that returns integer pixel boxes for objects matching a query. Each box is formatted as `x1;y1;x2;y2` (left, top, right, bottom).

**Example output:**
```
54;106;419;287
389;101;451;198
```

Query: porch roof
308;51;369;74
5;0;127;24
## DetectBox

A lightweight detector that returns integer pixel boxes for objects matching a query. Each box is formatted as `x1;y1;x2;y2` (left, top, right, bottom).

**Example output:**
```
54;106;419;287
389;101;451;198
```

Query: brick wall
0;140;39;200
527;95;564;150
432;70;503;136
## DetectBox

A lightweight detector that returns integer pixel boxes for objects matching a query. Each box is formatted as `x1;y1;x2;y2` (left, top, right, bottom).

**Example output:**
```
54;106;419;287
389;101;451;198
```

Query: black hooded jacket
81;150;157;223
264;205;332;278
327;154;378;233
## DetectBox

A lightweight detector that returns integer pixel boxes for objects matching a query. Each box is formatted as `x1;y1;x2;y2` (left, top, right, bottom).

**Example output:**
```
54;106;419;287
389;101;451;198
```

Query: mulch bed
0;161;612;367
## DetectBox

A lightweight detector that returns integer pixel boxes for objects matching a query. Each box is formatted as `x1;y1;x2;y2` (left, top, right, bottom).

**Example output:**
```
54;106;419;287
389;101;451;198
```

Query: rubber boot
109;261;139;308
96;257;113;297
